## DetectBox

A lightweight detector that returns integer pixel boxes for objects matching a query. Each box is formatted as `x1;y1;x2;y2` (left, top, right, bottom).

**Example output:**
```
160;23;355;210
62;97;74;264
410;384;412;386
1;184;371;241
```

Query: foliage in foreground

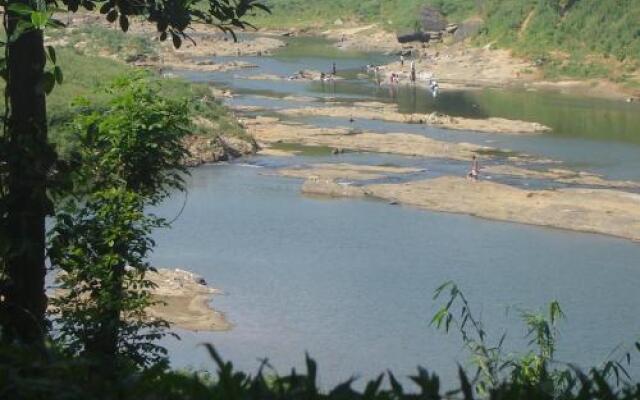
3;279;638;399
430;282;637;397
2;340;640;400
49;74;189;369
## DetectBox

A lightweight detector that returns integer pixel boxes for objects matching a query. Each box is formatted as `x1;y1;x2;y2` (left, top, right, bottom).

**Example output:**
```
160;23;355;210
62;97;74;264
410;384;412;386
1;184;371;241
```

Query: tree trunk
1;9;52;343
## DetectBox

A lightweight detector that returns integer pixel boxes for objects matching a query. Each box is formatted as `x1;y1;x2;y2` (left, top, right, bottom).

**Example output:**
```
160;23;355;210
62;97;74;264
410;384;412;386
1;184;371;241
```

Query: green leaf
54;66;63;84
458;366;474;400
387;371;404;395
9;20;33;42
106;9;118;23
119;14;129;32
171;32;181;48
7;3;34;16
30;11;48;30
549;300;565;324
47;46;56;64
430;307;448;329
41;71;55;94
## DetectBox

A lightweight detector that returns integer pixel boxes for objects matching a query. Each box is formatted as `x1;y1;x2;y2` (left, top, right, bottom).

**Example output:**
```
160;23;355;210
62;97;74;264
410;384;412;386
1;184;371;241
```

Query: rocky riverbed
243;116;495;161
299;175;640;242
277;102;551;134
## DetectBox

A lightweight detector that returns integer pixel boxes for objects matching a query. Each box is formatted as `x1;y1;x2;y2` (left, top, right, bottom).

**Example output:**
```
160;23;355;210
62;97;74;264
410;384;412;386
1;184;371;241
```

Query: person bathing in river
410;60;416;83
467;155;480;180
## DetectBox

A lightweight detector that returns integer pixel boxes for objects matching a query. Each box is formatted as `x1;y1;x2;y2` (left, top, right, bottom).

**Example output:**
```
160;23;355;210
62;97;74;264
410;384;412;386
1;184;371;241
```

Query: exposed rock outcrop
146;268;231;332
301;176;640;242
182;134;258;167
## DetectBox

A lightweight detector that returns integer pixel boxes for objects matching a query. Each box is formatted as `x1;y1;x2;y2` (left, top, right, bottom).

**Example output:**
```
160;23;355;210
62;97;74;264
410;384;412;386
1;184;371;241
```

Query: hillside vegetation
10;25;250;158
252;0;640;82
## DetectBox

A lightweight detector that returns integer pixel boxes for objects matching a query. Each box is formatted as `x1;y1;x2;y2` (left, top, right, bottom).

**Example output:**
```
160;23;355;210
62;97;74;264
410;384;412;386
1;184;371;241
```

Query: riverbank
375;42;640;102
51;268;230;332
256;4;640;103
146;268;231;332
272;22;639;102
45;18;259;165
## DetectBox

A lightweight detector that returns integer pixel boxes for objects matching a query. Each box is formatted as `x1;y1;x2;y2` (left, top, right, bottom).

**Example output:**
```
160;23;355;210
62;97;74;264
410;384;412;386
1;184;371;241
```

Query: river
151;35;640;387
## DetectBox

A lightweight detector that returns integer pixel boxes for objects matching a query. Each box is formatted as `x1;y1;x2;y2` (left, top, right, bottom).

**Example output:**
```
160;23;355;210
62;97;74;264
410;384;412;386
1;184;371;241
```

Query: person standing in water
332;62;337;75
400;54;405;66
410;60;416;83
467;155;480;180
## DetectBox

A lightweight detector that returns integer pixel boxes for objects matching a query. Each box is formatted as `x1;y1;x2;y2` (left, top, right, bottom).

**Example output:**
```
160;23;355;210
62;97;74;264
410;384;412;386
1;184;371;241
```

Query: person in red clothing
467;155;480;180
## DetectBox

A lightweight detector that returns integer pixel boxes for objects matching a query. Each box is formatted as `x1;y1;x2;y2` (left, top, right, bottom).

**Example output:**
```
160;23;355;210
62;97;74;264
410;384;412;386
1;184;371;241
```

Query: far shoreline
255;25;640;103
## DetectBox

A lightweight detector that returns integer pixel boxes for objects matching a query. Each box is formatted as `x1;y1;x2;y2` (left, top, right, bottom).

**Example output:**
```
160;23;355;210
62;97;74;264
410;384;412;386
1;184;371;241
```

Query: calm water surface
152;164;640;386
153;35;640;387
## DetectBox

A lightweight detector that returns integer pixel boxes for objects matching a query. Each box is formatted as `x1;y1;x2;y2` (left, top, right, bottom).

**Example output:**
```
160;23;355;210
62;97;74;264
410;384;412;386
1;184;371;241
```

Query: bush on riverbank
3;342;640;400
3;292;639;400
28;46;249;159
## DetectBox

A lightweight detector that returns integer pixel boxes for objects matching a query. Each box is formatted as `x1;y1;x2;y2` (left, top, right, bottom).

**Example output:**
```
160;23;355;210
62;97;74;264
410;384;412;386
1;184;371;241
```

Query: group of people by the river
326;57;482;179
365;55;440;98
312;54;478;180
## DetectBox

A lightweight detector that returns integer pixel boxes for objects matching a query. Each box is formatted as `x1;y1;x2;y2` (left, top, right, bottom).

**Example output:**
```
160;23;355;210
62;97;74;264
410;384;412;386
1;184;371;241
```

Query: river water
152;35;640;387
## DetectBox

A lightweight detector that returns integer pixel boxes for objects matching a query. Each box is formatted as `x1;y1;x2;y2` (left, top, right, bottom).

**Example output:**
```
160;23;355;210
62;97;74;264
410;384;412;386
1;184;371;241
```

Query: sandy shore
279;163;421;181
162;60;258;73
278;103;551;134
146;268;231;332
51;268;230;332
322;24;402;53
157;35;284;73
241;70;344;82
164;35;285;57
301;176;640;242
244;116;495;161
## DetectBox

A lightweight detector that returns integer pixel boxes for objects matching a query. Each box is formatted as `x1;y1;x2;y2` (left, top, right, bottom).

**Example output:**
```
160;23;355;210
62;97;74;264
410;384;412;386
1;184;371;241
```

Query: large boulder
420;6;447;32
453;17;484;42
396;31;430;43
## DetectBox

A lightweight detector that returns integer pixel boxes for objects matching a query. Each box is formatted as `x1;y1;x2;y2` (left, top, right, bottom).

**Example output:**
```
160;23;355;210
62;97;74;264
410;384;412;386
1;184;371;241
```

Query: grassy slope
251;0;475;31
41;26;247;156
252;0;640;83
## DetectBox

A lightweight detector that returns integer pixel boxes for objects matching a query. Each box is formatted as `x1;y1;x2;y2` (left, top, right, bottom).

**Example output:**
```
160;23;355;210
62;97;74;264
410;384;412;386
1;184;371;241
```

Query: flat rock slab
244;117;492;161
302;176;640;242
146;268;231;332
279;163;421;181
278;104;550;134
